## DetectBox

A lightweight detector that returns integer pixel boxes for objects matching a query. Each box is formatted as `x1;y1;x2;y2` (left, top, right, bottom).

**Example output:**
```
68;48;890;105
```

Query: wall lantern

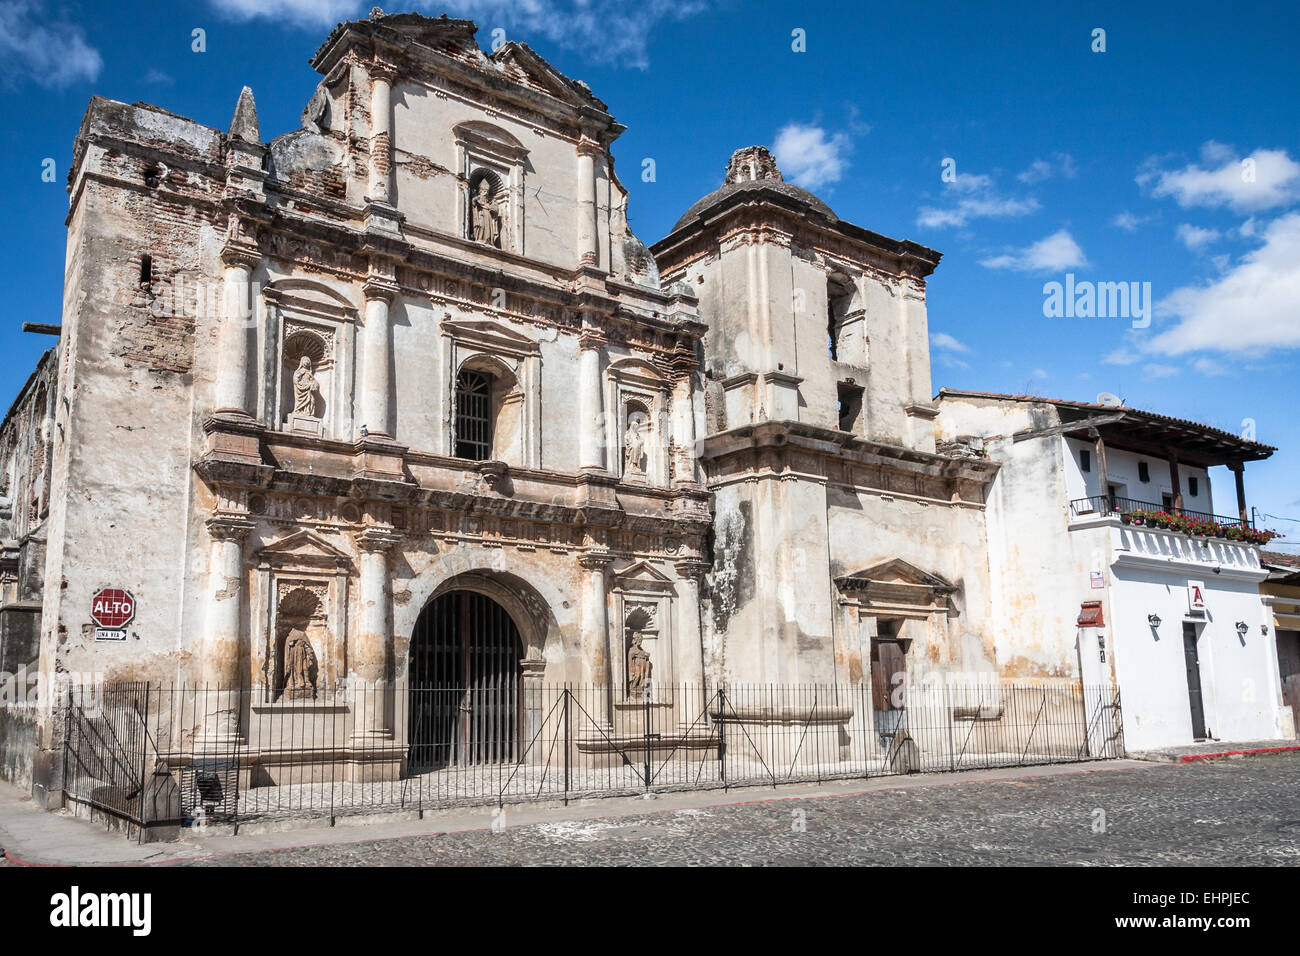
1235;621;1249;636
1147;613;1161;628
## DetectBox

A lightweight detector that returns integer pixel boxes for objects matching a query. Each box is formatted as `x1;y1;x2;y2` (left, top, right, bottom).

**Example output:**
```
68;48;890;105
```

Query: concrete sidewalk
0;760;1154;866
1127;739;1300;763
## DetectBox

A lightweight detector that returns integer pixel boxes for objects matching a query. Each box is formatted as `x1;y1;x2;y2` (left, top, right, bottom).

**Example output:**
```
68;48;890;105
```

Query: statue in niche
292;355;321;417
623;412;647;477
471;179;503;248
627;631;652;700
283;628;318;700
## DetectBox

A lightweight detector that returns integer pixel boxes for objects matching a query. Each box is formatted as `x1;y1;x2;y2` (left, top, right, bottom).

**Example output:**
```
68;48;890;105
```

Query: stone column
360;276;397;439
198;515;252;745
576;136;600;267
671;375;697;486
578;328;606;472
368;64;396;204
674;559;708;730
214;246;259;417
352;528;398;743
579;551;613;728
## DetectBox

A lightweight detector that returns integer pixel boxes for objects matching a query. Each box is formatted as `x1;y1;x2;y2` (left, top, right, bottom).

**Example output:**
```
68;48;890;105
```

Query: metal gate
408;591;523;770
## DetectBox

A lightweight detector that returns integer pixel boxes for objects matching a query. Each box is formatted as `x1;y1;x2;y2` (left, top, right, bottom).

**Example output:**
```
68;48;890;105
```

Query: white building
937;390;1291;751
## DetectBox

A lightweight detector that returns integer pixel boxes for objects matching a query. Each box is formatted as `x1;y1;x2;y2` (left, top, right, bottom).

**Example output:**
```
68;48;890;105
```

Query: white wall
1062;438;1213;513
1109;556;1284;749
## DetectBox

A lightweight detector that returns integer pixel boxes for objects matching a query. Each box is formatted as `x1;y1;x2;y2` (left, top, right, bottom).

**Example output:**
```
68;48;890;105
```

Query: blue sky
2;0;1297;547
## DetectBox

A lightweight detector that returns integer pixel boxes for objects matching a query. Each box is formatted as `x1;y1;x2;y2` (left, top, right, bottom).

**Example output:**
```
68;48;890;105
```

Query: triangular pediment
492;43;606;110
836;559;953;592
443;319;540;354
613;560;674;590
256;529;352;570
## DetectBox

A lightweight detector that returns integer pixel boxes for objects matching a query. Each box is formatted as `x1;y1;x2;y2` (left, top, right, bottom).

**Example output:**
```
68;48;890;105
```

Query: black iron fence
1069;494;1252;528
57;679;1123;836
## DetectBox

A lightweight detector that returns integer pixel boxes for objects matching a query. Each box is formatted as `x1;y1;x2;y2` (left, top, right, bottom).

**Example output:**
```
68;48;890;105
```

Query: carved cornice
220;242;262;271
575;135;603;158
355;527;401;553
673;558;710;580
362;275;400;303
578;329;608;350
367;58;400;84
697;420;997;504
206;514;254;541
578;549;614;571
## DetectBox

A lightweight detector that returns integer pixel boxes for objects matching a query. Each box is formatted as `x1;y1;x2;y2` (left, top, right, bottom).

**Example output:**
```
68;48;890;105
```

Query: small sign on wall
1187;581;1207;611
1090;571;1105;589
91;587;135;643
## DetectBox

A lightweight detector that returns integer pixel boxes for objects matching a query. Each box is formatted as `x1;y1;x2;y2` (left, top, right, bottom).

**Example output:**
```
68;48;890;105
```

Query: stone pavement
3;753;1299;866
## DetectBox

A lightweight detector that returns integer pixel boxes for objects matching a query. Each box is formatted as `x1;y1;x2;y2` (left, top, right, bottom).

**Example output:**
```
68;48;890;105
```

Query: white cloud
208;0;360;28
916;169;1039;229
143;68;173;85
1176;223;1220;250
1139;141;1300;212
930;331;971;368
930;332;970;353
979;228;1087;272
208;0;709;67
1143;363;1180;379
0;1;102;87
1111;211;1152;232
1018;153;1077;184
1102;346;1141;366
1148;211;1300;355
772;123;852;191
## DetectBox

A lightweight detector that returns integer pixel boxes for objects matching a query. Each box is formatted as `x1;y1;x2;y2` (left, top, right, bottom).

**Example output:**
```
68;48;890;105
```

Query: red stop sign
91;588;135;628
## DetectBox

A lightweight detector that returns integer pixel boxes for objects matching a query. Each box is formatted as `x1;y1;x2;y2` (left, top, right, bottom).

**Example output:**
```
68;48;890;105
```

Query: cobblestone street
156;754;1300;867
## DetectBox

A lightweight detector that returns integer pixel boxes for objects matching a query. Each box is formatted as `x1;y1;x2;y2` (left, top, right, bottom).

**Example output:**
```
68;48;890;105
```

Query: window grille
455;370;492;460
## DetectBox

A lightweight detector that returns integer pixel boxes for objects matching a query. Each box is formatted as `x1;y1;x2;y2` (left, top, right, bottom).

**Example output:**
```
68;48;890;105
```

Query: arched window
455;369;493;460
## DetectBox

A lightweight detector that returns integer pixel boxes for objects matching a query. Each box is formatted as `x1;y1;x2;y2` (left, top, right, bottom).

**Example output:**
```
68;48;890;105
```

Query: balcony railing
1069;494;1263;535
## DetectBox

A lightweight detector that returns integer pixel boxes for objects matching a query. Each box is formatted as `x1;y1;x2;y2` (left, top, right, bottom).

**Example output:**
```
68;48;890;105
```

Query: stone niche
454;121;528;255
611;560;677;705
261;280;359;441
251;529;353;702
604;358;671;486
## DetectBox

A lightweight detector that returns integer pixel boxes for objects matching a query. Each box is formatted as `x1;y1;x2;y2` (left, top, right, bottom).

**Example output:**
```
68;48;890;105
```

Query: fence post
945;680;955;772
642;690;651;791
563;685;571;807
136;685;150;845
717;686;727;792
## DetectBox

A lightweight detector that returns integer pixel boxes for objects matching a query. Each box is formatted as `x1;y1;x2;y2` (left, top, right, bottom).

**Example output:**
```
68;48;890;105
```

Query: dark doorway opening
1182;621;1208;740
408;590;523;770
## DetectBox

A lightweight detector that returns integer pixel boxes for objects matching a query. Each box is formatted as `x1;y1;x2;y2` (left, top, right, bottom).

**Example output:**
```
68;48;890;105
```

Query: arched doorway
408;590;523;770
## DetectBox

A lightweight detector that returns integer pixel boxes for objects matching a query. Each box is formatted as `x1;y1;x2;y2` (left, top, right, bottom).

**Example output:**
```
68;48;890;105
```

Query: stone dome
671;146;836;233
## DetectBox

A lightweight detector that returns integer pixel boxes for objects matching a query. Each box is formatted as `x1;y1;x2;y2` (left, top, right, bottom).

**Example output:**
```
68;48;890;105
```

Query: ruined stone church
0;11;1286;799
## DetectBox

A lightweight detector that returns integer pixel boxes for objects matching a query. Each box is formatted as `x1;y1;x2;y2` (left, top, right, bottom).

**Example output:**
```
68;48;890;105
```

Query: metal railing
1069;494;1252;528
57;679;1124;834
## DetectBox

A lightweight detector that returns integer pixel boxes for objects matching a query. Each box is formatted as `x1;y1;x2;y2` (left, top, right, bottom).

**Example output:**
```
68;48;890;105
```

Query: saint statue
471;179;502;247
293;356;321;418
624;416;646;476
292;355;321;417
283;628;317;700
627;631;652;700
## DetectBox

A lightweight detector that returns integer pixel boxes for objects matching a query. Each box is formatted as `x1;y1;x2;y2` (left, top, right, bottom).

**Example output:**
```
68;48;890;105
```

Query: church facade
0;12;1289;805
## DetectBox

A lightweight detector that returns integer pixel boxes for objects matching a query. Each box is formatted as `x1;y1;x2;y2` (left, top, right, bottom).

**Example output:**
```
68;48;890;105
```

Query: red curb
1178;745;1300;763
0;846;60;868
